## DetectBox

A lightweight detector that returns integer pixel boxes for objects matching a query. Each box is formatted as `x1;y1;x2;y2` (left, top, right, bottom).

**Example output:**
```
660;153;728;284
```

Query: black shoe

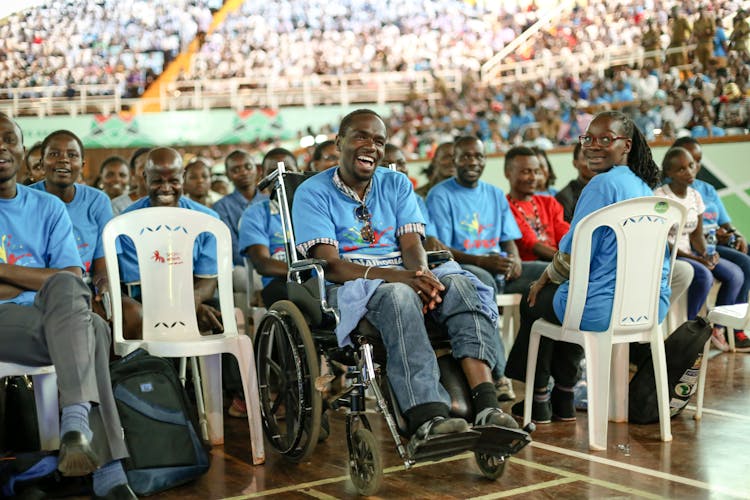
551;387;576;421
92;484;138;500
58;431;99;477
511;399;552;424
410;416;469;444
474;407;519;429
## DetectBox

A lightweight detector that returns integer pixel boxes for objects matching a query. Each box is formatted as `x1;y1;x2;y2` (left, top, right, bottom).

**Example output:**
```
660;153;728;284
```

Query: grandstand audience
1;0;214;97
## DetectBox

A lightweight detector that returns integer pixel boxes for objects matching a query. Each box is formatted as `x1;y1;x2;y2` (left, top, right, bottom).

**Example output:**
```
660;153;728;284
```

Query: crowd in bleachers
0;0;216;98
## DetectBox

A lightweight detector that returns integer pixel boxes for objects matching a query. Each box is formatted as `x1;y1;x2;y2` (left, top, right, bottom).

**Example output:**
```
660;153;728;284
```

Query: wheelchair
252;165;533;495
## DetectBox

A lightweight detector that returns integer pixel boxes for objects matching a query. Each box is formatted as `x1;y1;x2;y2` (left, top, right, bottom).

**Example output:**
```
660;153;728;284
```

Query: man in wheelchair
292;109;520;450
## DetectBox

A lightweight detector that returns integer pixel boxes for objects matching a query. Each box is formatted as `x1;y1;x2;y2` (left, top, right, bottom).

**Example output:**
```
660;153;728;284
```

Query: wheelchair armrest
257;169;280;191
290;258;328;271
426;250;453;269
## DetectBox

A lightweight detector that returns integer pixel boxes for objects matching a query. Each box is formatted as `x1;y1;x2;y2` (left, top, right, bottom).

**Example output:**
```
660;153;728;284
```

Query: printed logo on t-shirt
460;213;498;250
342;224;394;252
0;234;34;266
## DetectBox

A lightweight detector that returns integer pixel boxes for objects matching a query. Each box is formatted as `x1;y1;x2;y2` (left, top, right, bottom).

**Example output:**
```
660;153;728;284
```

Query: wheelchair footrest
407;429;480;463
472;425;532;456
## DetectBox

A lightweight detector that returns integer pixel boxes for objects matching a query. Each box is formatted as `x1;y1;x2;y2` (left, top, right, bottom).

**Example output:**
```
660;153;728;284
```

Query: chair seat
496;293;521;307
0;363;55;378
708;304;749;328
117;335;248;358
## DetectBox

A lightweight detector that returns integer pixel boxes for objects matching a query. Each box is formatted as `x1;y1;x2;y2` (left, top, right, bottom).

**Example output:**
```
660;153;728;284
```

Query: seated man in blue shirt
0;113;135;499
426;135;547;296
212;149;267;268
293;109;517;447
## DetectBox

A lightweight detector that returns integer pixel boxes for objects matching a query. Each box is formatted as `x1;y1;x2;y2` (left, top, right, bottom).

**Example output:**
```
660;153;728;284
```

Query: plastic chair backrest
563;197;686;337
103;207;238;344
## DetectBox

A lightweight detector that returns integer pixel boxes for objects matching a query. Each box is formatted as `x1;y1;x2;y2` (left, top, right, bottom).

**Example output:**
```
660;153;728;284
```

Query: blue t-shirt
0;186;83;305
213;189;268;266
692;178;731;231
553;166;671;331
415;195;438;238
118;197;220;284
30;181;112;275
293;167;424;266
238;199;285;286
426;178;521;254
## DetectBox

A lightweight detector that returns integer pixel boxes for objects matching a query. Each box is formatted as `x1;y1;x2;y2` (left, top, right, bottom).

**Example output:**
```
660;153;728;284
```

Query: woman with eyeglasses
504;110;673;424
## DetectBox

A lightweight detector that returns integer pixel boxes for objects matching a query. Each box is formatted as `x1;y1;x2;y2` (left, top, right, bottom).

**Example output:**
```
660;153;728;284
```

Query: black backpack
628;317;712;424
109;349;210;496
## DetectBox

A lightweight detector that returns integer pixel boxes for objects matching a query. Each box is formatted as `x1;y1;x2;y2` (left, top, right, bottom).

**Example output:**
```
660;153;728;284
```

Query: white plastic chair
497;293;522;356
708;291;750;353
102;207;265;465
523;197;687;451
242;256;268;337
0;364;59;450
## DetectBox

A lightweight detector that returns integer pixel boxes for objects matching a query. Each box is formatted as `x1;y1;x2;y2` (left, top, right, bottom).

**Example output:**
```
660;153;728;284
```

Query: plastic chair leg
609;343;629;422
650;336;673;442
694;338;711;420
190;357;209;442
523;329;542;427
585;335;613;451
233;337;266;465
32;372;60;451
199;354;225;445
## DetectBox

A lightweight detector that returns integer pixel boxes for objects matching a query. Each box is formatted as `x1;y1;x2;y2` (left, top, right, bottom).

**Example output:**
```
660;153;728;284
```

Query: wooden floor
119;349;750;499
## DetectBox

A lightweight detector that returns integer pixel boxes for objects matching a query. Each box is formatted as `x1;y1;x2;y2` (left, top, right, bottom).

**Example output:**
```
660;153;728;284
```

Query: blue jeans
680;256;744;319
717;245;750;302
362;274;502;413
460;263;506;377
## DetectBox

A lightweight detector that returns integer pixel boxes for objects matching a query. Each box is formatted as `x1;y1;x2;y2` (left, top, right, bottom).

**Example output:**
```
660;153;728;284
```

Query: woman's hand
527;271;551;307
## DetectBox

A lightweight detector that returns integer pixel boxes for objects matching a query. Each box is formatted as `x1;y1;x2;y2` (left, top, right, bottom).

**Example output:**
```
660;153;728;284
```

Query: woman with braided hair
504;110;677;424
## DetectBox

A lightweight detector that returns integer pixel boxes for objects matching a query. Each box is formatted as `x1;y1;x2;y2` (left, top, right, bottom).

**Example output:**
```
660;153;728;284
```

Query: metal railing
0;70;462;117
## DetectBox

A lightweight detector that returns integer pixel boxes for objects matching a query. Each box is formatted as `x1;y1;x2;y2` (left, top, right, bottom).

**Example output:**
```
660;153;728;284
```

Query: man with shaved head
117;147;223;332
0;113;135;499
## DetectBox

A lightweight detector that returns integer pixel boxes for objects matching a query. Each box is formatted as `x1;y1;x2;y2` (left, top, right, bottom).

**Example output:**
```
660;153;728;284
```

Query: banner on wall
15;109;291;148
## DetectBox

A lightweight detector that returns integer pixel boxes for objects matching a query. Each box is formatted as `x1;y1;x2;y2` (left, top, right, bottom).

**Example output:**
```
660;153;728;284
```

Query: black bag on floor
628;317;712;424
109;349;210;496
0;451;91;498
0;376;40;453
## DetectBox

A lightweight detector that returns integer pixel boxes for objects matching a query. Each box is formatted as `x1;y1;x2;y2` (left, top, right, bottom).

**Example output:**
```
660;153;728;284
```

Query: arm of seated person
193;276;223;332
0;263;82;292
246;244;288;277
445;241;522;279
532;241;558;261
309;240;444;311
0;282;24;300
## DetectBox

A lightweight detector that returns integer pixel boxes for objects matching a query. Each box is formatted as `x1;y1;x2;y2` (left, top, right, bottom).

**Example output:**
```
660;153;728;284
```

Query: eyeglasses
355;204;374;243
578;134;629;147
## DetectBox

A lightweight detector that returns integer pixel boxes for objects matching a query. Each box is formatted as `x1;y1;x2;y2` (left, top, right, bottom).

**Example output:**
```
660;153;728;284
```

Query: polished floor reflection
107;349;750;499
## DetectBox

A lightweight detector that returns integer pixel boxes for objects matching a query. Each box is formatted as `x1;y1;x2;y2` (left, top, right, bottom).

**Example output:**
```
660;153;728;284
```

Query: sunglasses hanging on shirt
355;204;375;243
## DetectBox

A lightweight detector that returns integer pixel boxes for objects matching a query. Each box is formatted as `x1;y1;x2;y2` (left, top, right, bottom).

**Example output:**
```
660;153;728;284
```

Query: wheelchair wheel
349;428;383;496
475;451;507;480
255;300;321;462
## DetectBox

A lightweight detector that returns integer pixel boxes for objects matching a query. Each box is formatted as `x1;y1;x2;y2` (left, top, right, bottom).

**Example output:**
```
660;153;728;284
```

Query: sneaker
734;331;750;352
228;396;247;418
494;376;516;402
511;399;552;424
475;407;519;429
551;387;576;421
710;327;730;352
